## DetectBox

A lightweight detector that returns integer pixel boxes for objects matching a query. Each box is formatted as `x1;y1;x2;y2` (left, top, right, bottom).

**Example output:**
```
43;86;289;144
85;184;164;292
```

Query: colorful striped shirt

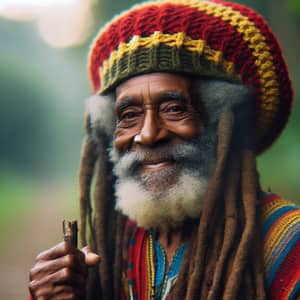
262;193;300;299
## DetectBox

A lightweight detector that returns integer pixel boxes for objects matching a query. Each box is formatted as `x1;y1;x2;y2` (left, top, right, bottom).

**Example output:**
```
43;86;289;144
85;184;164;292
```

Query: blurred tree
0;19;88;178
266;0;300;69
94;0;143;24
289;0;300;14
0;60;54;176
238;0;268;15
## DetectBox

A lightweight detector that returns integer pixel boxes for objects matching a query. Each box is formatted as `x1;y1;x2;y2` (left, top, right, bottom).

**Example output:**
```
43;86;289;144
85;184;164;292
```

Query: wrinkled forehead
115;72;193;106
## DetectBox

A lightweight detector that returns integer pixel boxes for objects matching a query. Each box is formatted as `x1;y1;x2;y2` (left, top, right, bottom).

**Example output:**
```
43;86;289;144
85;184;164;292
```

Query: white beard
110;138;215;228
110;128;217;229
115;170;208;229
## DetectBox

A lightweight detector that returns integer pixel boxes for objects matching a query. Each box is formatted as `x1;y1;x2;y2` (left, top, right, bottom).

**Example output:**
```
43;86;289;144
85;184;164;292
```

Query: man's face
111;73;216;228
114;73;202;188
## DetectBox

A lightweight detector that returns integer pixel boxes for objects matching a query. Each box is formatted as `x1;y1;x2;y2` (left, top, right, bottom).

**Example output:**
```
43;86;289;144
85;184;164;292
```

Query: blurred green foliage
289;0;300;14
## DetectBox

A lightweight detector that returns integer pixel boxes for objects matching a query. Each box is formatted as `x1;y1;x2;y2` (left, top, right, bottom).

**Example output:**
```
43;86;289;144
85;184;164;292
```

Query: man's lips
140;159;175;171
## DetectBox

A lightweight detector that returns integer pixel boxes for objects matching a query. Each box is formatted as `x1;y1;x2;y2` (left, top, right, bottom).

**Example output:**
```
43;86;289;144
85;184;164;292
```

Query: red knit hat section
88;0;293;153
209;0;293;152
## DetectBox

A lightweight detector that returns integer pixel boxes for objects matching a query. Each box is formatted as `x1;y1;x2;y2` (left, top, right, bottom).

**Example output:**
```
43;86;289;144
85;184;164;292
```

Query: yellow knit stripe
261;196;290;220
99;31;236;84
263;210;300;264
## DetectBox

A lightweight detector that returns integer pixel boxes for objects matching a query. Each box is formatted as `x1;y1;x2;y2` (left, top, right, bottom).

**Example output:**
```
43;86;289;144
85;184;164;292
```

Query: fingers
82;246;101;266
30;267;85;287
30;280;86;300
29;242;88;300
29;268;86;299
29;242;100;300
30;254;87;281
37;242;84;261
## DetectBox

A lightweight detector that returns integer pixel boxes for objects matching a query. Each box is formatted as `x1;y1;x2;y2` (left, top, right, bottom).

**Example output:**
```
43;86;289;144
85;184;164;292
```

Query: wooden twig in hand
63;220;78;248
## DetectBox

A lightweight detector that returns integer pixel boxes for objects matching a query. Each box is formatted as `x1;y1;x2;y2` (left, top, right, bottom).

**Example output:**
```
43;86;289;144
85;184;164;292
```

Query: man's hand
29;242;100;300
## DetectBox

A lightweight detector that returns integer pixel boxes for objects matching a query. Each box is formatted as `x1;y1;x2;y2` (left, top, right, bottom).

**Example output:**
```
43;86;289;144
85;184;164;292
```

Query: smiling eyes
164;104;187;113
116;101;190;128
120;103;186;118
120;110;141;120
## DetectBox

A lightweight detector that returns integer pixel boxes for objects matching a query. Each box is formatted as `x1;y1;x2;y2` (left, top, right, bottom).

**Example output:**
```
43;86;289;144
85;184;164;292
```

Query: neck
157;221;195;265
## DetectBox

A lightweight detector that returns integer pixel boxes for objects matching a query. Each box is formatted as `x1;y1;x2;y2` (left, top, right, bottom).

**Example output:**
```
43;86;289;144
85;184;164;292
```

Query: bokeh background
0;0;299;299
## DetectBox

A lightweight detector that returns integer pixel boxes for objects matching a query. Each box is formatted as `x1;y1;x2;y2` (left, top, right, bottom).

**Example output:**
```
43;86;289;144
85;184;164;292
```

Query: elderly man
29;0;298;299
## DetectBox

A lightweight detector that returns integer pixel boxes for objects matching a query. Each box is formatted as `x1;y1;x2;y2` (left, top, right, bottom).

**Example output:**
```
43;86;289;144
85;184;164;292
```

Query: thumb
82;246;101;266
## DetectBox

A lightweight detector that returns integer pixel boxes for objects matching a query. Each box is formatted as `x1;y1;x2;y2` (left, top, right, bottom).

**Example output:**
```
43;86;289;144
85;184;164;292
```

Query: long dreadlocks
78;78;266;300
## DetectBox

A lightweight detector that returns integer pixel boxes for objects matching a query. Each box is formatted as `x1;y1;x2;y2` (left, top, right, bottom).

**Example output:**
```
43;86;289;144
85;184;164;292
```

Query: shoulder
261;193;300;300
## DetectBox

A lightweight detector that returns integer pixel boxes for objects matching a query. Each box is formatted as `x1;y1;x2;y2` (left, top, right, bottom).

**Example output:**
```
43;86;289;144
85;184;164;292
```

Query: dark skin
29;243;100;299
29;73;202;299
115;73;201;152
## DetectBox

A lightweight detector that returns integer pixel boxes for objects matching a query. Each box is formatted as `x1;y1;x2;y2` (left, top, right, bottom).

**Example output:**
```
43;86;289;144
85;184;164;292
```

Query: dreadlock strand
223;146;257;299
239;264;255;300
93;141;113;299
113;213;125;300
251;214;266;299
207;158;240;300
86;266;101;300
79;113;98;247
169;245;191;299
201;211;224;300
172;236;195;299
186;111;234;299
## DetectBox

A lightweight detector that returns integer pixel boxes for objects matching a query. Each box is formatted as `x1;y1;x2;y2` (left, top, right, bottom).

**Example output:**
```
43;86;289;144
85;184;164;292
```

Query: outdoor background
0;0;299;299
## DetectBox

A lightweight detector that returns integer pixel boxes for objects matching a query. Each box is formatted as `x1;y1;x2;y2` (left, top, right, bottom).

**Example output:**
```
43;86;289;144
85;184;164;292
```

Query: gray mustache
129;142;200;162
113;140;206;178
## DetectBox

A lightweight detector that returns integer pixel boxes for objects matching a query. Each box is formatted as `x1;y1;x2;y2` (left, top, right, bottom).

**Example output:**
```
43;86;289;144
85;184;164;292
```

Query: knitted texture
88;0;293;153
262;194;300;300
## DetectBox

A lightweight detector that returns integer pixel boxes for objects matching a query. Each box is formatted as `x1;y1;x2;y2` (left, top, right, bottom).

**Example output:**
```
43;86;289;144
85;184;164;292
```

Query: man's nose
136;110;168;146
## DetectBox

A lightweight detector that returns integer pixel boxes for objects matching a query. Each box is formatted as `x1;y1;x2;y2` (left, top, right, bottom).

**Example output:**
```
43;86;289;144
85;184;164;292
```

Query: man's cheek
167;120;202;140
114;129;135;152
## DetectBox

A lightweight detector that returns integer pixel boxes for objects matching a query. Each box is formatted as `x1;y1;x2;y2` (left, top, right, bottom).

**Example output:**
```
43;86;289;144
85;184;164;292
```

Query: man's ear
85;93;116;138
195;79;255;125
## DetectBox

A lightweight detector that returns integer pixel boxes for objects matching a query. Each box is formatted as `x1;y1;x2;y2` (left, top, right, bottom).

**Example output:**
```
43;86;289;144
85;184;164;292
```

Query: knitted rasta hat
88;0;293;153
